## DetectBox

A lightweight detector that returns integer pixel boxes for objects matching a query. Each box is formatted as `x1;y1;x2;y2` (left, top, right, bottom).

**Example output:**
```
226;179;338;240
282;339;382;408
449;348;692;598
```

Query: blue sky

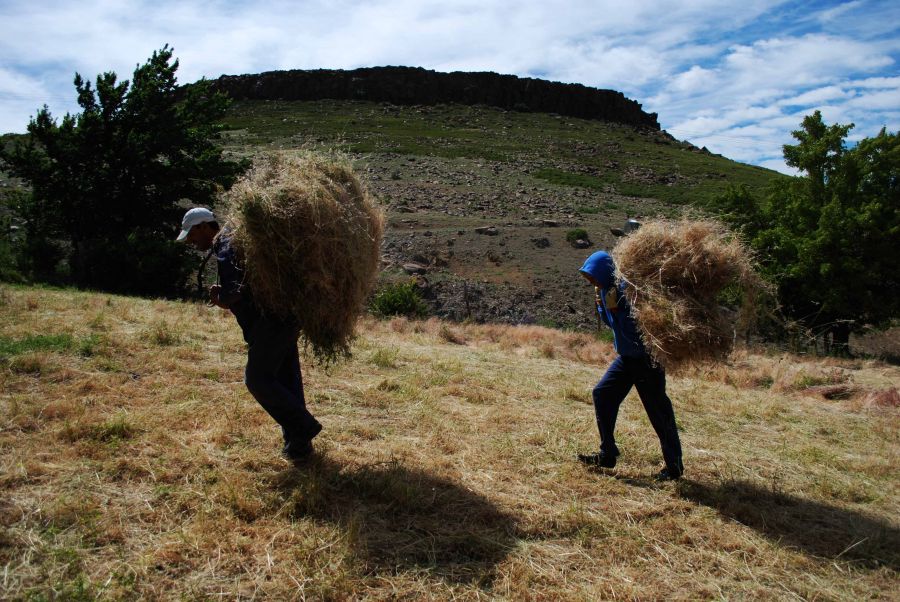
1;0;898;174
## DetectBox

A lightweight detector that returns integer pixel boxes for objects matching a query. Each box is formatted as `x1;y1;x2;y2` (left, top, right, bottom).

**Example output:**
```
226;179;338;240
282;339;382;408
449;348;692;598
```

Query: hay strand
223;152;384;364
612;219;766;369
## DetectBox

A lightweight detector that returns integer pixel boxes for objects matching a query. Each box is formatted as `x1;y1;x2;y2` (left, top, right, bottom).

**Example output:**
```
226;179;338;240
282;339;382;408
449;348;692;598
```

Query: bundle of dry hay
223;152;384;363
612;219;766;369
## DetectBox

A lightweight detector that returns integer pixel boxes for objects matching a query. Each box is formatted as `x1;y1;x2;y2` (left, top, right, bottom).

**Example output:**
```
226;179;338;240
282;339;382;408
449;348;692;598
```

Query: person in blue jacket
577;250;683;480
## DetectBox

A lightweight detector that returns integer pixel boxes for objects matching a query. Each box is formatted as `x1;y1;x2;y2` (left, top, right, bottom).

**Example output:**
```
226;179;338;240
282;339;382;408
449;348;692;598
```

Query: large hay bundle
612;219;765;369
223;152;384;363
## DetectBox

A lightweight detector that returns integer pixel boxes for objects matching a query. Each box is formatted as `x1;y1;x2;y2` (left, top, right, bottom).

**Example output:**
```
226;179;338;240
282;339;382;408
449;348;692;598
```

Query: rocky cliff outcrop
211;66;659;130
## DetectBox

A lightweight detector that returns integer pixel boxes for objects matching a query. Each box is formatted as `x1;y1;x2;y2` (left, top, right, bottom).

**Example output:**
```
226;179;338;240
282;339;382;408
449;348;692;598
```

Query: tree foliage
717;111;899;353
0;45;246;295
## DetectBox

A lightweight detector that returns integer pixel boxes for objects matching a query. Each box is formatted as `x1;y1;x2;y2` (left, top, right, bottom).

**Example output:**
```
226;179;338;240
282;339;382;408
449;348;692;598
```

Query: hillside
1;68;786;328
218;98;783;328
1;285;898;599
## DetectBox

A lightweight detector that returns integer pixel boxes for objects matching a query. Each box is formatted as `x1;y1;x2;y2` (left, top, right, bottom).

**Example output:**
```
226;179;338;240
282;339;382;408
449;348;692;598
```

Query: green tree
782;111;853;208
0;45;245;295
716;183;763;234
718;112;899;354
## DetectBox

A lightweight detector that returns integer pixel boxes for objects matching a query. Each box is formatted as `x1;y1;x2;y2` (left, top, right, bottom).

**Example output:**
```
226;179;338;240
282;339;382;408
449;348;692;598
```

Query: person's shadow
678;478;900;569
268;455;518;585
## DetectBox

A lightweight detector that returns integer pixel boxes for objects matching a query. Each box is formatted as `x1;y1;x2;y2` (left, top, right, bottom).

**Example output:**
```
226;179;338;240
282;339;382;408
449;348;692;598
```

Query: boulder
402;263;428;275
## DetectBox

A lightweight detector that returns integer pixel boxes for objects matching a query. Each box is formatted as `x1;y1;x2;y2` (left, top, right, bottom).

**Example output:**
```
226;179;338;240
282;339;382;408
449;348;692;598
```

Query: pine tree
0;45;246;295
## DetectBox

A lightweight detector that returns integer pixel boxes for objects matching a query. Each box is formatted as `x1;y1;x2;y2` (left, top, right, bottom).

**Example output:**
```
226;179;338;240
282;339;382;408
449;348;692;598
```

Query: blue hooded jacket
579;251;646;358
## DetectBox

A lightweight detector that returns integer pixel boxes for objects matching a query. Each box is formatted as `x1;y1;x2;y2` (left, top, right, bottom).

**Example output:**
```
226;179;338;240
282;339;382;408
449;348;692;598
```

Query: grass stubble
0;285;897;600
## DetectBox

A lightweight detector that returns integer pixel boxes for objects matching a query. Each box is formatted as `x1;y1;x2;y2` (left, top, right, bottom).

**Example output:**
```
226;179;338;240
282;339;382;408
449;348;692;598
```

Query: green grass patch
595;328;615;344
143;319;180;346
370;347;400;369
0;333;101;358
534;168;608;190
61;415;136;444
616;181;698;204
0;333;74;356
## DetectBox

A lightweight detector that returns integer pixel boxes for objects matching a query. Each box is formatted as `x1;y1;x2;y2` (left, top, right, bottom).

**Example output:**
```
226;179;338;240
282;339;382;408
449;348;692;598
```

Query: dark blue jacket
214;234;260;339
579;251;646;358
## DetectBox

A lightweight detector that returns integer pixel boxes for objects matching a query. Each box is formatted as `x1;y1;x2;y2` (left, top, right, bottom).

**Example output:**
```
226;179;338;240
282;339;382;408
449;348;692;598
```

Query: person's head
580;271;600;287
176;207;220;251
579;251;616;288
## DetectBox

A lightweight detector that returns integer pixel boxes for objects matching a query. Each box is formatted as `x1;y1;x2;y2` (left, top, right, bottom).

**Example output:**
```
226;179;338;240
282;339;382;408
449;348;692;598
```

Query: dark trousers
243;315;320;445
592;355;683;472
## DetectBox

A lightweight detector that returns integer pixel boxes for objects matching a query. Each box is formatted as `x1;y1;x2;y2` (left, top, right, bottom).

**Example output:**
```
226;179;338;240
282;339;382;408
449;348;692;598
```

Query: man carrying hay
577;250;684;481
177;207;323;463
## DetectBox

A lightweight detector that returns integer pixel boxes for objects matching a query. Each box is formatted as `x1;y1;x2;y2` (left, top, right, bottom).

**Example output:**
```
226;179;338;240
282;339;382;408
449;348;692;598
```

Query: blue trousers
592;355;683;473
243;314;321;445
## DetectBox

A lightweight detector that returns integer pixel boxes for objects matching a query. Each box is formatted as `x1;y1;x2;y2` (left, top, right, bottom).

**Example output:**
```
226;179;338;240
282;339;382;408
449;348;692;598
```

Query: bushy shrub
371;280;428;318
566;228;589;243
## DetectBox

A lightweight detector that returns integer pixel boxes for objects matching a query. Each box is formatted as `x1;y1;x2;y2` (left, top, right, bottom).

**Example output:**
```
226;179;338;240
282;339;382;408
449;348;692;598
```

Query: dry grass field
1;285;898;600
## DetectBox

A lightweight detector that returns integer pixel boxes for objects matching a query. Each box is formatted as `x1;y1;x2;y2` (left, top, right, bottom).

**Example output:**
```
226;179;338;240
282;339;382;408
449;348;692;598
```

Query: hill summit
211;66;660;129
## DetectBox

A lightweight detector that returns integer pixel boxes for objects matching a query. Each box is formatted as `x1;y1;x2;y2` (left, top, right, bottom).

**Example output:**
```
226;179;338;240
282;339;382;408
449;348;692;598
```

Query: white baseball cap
176;207;216;242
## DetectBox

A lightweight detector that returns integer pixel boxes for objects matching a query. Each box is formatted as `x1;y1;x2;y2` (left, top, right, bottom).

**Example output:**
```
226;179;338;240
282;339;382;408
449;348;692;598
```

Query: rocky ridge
211;66;660;129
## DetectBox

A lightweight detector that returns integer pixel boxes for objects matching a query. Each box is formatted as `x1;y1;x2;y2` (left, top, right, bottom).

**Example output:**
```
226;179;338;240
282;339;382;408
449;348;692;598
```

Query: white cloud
816;0;864;23
812;0;900;40
854;76;900;89
758;158;800;175
845;88;900;110
778;85;855;107
670;115;735;135
723;35;893;92
0;67;48;99
668;66;718;93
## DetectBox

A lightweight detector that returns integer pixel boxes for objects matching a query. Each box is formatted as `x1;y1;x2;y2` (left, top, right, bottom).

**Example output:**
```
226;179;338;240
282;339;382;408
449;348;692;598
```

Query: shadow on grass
271;455;518;585
583;465;671;490
679;479;900;570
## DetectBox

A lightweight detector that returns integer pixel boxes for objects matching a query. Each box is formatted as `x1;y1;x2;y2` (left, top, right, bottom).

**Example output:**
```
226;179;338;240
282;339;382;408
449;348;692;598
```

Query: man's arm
209;284;242;309
595;286;612;328
212;239;246;310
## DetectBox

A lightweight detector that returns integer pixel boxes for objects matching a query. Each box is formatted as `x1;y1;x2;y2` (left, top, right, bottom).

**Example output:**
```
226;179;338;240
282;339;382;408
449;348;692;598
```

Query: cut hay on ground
223;152;384;363
612;219;765;369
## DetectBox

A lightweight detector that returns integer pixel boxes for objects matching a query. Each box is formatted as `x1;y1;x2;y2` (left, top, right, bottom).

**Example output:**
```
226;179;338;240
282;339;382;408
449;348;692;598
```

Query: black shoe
577;450;618;468
282;439;315;464
304;421;323;441
654;467;682;481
